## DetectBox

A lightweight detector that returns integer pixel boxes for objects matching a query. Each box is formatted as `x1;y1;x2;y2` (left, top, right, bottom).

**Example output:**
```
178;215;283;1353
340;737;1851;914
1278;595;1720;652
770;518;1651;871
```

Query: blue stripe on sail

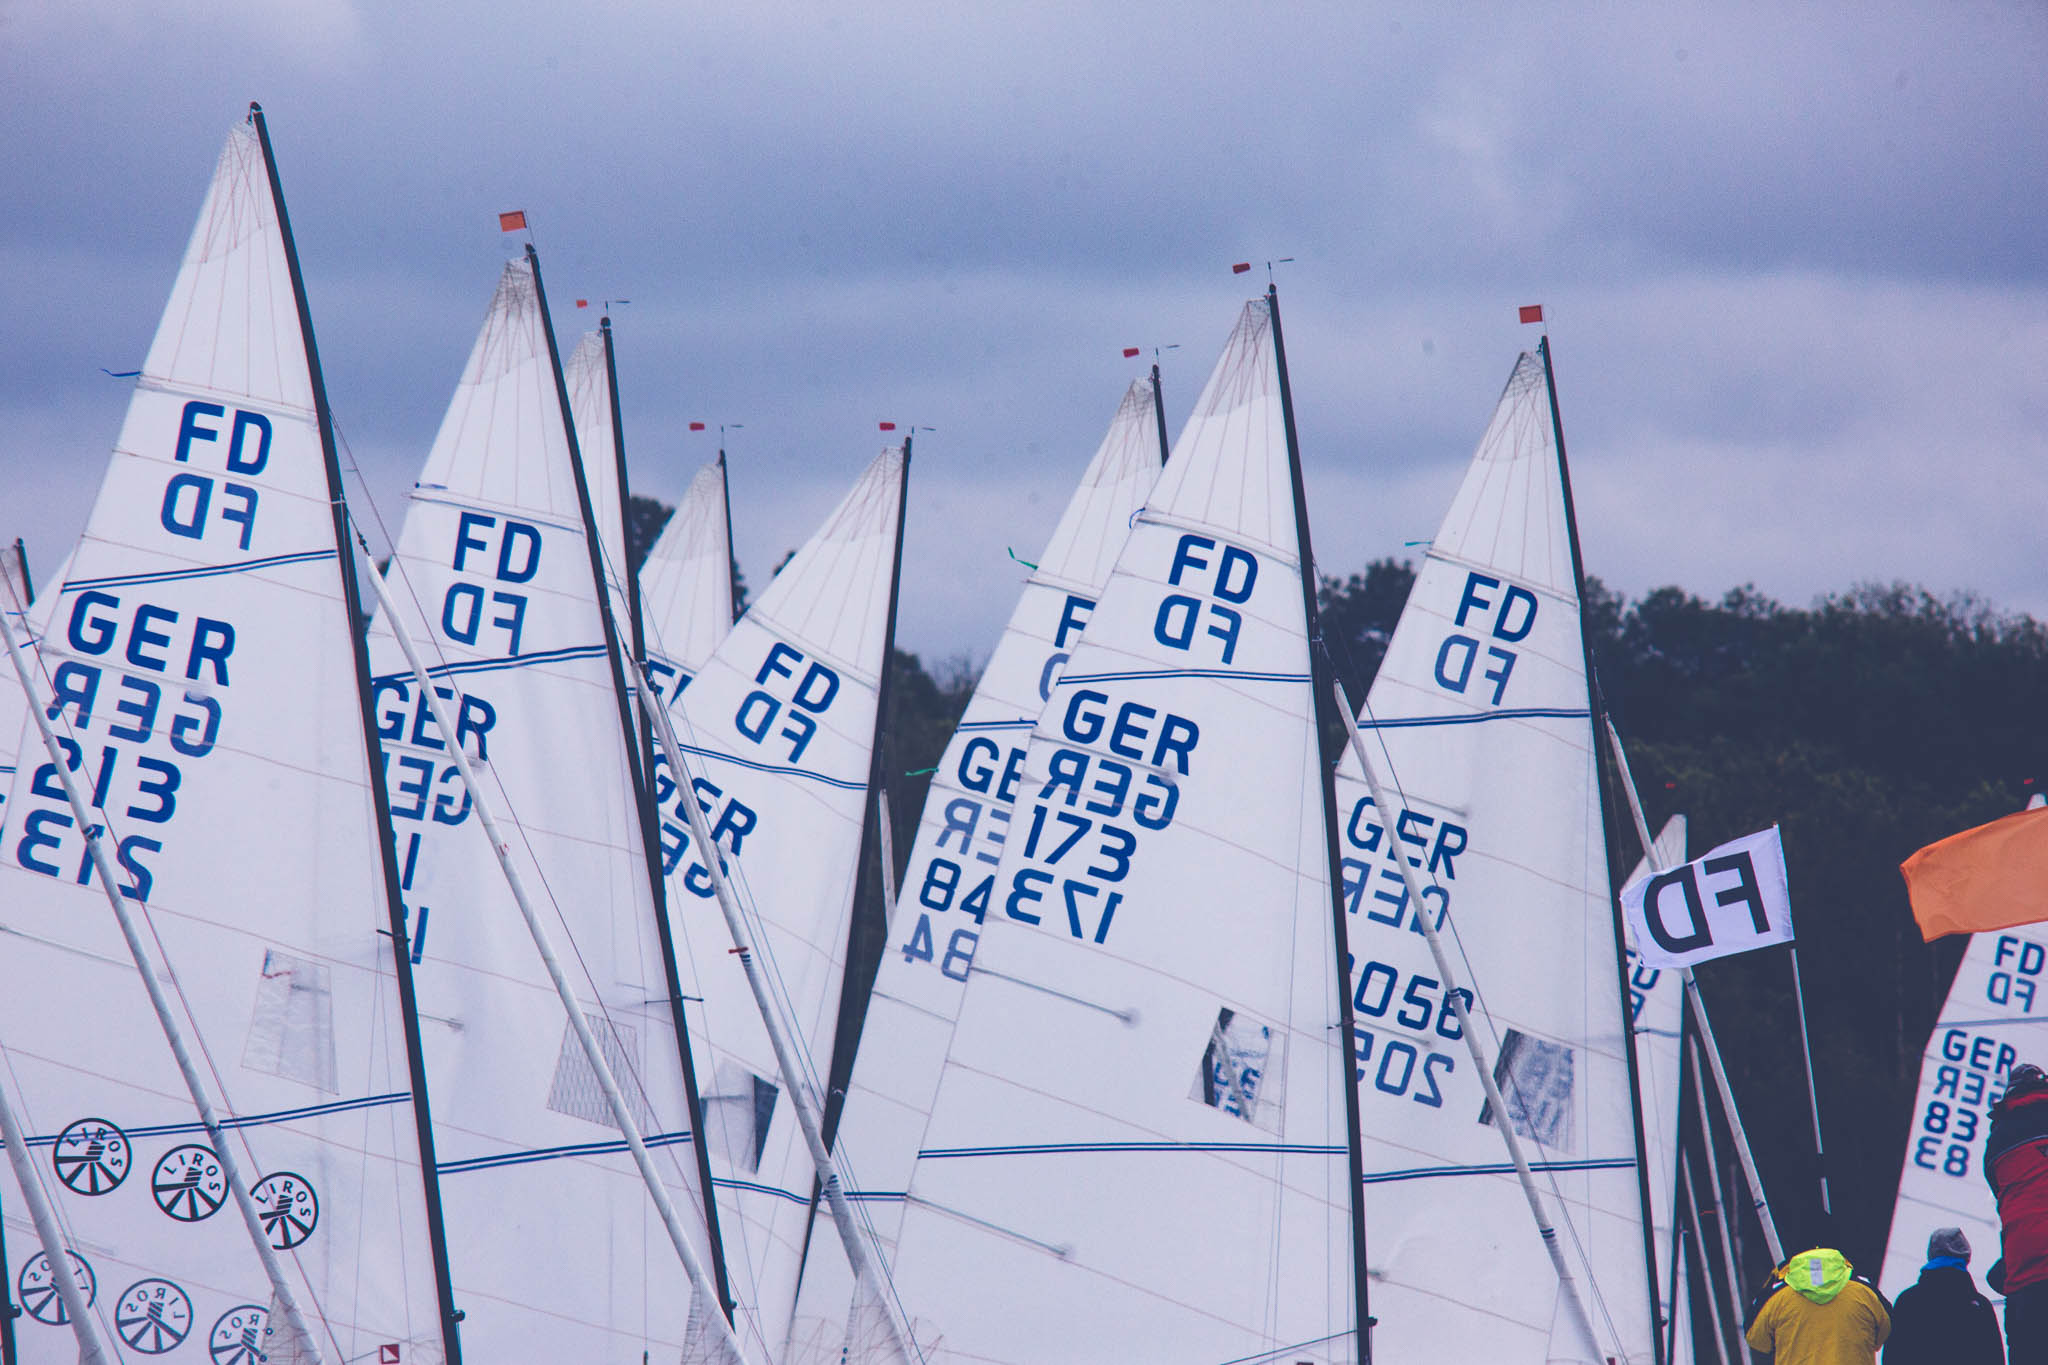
25;1092;413;1147
1360;1156;1636;1186
437;1129;695;1175
1059;668;1310;686
371;643;611;686
672;741;867;793
711;1177;812;1205
1357;707;1590;730
955;719;1035;732
918;1140;1346;1159
63;549;338;593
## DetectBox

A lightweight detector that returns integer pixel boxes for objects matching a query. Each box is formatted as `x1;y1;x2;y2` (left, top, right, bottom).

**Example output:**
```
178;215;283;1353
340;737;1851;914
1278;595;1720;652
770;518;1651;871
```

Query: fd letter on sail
1903;803;2048;940
1622;825;1793;968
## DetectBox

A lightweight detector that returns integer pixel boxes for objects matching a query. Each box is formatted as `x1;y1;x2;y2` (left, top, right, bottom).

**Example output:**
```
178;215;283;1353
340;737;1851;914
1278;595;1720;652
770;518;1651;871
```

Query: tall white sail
364;255;732;1360
639;456;738;707
1334;349;1657;1362
853;297;1359;1363
0;115;451;1363
785;377;1166;1358
1623;815;1692;1361
654;444;906;1347
565;325;636;647
1880;826;2044;1302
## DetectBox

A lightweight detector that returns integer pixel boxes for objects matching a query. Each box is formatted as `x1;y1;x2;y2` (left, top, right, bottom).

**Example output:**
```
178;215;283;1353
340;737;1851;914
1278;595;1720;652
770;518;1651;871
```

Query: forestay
861;298;1357;1363
1333;351;1657;1362
363;257;732;1361
784;377;1165;1361
1880;849;2041;1302
656;445;905;1350
639;456;738;705
0;118;449;1364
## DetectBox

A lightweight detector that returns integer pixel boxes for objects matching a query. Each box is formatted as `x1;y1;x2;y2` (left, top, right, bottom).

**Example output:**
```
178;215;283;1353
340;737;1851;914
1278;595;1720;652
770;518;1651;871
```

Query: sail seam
18;1091;412;1146
63;548;336;592
436;1129;696;1174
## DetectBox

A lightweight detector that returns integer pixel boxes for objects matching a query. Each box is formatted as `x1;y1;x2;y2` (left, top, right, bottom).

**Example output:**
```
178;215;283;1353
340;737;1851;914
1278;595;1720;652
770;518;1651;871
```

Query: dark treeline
633;491;2048;1294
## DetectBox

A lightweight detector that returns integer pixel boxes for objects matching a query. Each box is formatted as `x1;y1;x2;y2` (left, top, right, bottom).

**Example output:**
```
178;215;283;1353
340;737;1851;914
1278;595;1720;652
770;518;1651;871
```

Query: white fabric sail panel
565;330;635;647
1333;353;1654;1363
1879;922;2040;1300
862;300;1355;1363
1622;814;1690;1362
0;554;69;835
657;446;903;1348
784;379;1164;1357
639;458;736;701
0;121;445;1363
363;259;727;1360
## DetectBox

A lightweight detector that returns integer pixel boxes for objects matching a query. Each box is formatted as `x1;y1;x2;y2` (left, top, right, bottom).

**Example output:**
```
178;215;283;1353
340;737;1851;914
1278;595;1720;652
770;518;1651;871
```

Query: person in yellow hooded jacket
1745;1232;1892;1365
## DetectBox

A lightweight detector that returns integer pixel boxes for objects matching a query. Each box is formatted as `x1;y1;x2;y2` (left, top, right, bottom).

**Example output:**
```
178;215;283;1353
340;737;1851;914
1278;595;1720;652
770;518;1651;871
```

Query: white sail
785;377;1165;1359
1622;814;1692;1362
0;117;448;1363
565;327;636;647
654;444;906;1348
0;552;68;835
854;298;1358;1363
364;256;733;1360
1334;350;1657;1362
639;456;737;706
1879;831;2045;1303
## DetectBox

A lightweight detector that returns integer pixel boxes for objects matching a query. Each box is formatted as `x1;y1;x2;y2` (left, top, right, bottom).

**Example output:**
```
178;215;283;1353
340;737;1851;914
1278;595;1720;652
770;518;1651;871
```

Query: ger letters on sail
0;115;450;1364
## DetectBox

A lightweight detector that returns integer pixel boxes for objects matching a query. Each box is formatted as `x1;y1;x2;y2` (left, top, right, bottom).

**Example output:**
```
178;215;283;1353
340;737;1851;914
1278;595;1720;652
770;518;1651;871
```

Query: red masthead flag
1518;304;1544;324
1231;262;1251;274
878;422;897;431
575;298;588;308
1902;804;2048;940
689;422;706;431
498;210;527;233
1122;347;1141;358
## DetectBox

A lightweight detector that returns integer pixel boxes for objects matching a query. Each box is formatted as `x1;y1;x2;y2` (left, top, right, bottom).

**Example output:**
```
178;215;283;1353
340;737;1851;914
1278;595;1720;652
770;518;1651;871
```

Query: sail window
1190;1006;1286;1132
704;1060;779;1174
545;1015;654;1132
1478;1028;1577;1153
242;950;337;1093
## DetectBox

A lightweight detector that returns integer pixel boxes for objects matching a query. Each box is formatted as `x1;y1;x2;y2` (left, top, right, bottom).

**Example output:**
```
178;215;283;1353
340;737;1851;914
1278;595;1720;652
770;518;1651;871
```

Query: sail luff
559;276;737;1317
1540;335;1669;1363
251;101;465;1365
721;453;741;622
1266;284;1372;1361
1605;716;1783;1261
1333;675;1607;1360
2;561;329;1365
819;437;912;1151
1148;364;1169;466
357;542;756;1365
630;653;919;1364
0;620;109;1365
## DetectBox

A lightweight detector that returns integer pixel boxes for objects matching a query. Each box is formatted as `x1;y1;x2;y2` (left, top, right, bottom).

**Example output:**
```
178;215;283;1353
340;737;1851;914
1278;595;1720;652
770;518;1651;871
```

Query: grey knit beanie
1928;1227;1971;1261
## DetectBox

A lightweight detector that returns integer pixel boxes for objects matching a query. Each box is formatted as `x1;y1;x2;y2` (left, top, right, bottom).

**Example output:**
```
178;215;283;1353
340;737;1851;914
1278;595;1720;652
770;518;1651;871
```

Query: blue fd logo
1434;571;1537;705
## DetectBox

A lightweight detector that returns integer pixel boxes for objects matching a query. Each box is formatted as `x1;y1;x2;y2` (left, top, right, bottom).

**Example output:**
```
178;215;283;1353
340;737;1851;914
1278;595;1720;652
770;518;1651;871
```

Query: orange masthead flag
1902;804;2048;940
498;210;527;233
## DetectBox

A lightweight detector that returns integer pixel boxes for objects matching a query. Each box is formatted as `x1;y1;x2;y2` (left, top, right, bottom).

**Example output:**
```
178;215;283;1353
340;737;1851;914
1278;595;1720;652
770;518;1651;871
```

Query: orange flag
1902;805;2048;940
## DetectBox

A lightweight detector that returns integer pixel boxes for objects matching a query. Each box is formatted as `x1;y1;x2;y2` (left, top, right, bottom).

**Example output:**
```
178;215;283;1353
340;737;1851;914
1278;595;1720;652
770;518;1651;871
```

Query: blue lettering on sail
1153;534;1255;664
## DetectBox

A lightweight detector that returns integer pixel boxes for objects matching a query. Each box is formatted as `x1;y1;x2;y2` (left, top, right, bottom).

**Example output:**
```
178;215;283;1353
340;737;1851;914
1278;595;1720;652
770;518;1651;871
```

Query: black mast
1268;283;1374;1362
719;450;741;622
8;538;30;606
250;102;465;1364
529;250;737;1316
1540;332;1668;1365
819;436;913;1149
1148;363;1170;466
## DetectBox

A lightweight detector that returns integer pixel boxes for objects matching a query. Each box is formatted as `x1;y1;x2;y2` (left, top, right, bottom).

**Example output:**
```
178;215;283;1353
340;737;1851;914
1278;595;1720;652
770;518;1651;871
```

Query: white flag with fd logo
1622;825;1794;968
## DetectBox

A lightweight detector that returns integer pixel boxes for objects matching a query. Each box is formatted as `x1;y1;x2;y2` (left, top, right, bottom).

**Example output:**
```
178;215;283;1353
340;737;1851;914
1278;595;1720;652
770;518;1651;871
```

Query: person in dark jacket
1884;1226;2003;1364
1988;1061;2048;1362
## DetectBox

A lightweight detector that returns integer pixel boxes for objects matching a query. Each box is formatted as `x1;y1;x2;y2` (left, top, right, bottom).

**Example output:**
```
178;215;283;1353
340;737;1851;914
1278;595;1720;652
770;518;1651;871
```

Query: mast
537;256;737;1315
720;450;741;621
1540;333;1668;1364
251;100;464;1364
820;435;913;1148
1148;363;1170;465
1267;283;1373;1361
591;307;737;1315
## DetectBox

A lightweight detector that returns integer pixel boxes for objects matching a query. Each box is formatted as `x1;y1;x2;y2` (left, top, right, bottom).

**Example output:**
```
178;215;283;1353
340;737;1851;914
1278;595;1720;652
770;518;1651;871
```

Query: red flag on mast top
878;422;897;432
499;210;528;233
575;299;588;309
1122;347;1141;358
1518;304;1544;324
689;422;707;431
1231;262;1252;275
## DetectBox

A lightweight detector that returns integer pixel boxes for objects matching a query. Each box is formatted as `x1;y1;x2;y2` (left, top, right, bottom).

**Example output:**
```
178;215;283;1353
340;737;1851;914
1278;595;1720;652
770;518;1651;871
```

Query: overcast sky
5;2;2045;660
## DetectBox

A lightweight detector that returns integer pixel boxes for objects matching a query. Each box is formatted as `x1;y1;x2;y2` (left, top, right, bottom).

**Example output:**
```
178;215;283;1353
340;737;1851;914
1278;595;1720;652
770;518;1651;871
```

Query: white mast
356;538;755;1365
